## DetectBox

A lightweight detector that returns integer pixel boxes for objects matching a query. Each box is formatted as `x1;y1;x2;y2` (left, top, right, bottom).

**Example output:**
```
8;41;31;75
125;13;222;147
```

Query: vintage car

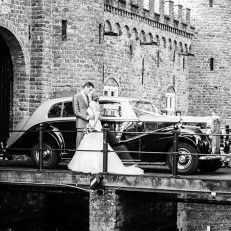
5;96;222;174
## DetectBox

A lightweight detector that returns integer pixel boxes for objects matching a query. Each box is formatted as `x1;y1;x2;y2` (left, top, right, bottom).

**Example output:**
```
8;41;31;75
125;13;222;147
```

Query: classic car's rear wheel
167;142;199;174
199;159;222;173
31;142;60;169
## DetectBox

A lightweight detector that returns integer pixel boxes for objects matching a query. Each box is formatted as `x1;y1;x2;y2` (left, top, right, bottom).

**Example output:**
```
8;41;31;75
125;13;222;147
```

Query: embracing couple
67;82;143;175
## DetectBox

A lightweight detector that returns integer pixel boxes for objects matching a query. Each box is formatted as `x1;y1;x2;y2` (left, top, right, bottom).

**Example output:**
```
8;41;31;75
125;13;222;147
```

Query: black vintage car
5;96;222;174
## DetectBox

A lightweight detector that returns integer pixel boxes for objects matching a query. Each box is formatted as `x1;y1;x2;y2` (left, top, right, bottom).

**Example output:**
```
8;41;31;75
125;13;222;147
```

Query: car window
48;103;62;118
100;101;122;117
62;102;74;117
130;100;161;115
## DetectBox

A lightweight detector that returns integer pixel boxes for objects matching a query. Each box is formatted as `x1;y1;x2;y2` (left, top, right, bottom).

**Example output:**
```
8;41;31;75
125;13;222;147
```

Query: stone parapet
104;0;193;32
104;4;194;38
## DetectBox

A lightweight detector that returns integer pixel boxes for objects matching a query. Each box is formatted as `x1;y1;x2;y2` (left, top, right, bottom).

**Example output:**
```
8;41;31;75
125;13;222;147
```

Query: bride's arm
88;102;101;130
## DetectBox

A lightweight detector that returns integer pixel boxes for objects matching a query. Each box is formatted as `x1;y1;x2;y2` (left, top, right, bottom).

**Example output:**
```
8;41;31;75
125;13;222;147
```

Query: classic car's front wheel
167;142;199;174
31;142;61;169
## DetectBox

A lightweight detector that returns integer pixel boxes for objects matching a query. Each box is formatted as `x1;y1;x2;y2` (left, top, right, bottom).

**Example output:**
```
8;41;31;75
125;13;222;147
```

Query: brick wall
2;0;231;126
90;190;177;231
103;1;193;113
51;0;104;97
0;0;104;126
0;0;31;124
186;0;231;125
178;201;231;231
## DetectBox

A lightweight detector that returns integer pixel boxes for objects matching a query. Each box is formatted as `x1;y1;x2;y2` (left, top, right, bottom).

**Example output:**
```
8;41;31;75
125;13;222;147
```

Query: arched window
105;20;112;32
166;86;176;115
104;78;119;97
156;35;160;46
185;44;188;53
132;28;139;40
124;25;131;38
148;32;153;42
162;37;166;48
141;30;146;42
115;23;122;36
173;40;177;50
179;42;183;52
168;38;172;50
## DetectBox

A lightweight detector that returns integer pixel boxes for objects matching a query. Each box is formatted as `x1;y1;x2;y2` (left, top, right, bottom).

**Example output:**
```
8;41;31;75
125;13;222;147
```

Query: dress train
68;132;143;175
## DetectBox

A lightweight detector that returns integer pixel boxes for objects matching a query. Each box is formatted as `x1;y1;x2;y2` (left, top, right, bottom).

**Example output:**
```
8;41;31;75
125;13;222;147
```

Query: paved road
0;158;231;181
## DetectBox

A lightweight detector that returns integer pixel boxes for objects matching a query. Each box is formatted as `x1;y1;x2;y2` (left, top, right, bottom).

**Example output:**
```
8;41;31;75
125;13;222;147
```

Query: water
0;191;89;231
0;190;178;231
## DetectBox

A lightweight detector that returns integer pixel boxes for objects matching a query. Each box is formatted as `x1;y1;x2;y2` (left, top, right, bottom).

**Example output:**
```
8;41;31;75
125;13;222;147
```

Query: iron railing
0;123;231;177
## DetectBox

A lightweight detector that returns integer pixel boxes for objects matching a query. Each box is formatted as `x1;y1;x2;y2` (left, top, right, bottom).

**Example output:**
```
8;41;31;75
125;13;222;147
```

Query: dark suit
73;92;89;149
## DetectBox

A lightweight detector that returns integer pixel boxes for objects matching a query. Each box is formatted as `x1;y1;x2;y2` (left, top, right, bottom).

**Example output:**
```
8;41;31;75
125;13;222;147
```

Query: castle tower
184;0;231;124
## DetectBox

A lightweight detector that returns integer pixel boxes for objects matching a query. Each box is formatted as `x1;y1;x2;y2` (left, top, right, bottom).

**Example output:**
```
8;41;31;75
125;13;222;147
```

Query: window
62;20;67;41
162;37;166;49
125;25;131;38
99;23;103;44
143;0;150;10
141;30;146;42
115;23;122;36
168;38;172;50
157;51;160;67
63;102;74;117
132;28;139;40
183;57;185;70
131;101;161;115
48;101;75;118
209;0;213;7
105;20;112;33
48;103;62;118
103;86;119;97
100;101;122;118
166;87;176;115
210;58;214;71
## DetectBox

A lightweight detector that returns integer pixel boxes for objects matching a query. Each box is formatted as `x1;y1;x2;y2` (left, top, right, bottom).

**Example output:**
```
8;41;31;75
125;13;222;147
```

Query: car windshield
130;100;161;117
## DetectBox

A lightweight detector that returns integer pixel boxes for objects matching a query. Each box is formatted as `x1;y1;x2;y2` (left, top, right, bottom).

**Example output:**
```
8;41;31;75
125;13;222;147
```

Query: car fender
164;135;200;153
45;125;65;154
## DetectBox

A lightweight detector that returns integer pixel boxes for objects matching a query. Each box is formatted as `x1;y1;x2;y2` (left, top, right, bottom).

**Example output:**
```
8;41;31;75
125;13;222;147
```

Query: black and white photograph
0;0;230;230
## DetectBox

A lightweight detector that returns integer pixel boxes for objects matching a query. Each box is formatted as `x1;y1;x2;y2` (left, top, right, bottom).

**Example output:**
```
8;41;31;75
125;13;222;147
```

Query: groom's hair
83;82;94;88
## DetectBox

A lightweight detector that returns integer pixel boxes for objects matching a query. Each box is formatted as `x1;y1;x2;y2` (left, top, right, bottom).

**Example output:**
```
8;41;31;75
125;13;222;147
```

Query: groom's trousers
76;130;84;150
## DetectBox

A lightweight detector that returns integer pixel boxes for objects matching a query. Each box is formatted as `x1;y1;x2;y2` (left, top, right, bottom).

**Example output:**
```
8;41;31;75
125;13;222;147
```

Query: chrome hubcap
35;145;52;163
177;148;192;170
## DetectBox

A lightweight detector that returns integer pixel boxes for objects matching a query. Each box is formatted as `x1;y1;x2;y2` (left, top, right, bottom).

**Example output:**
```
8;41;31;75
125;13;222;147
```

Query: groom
73;82;95;149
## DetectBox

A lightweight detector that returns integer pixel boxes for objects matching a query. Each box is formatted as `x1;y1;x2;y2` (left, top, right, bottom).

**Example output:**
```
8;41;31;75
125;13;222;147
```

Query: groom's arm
73;94;89;121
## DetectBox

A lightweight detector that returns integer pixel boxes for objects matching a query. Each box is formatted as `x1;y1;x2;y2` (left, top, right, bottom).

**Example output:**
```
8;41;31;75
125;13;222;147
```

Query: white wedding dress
68;101;144;175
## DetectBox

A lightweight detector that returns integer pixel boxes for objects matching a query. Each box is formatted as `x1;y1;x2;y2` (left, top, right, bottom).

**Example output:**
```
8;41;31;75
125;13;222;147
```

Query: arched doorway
0;34;13;145
104;78;119;97
0;25;28;146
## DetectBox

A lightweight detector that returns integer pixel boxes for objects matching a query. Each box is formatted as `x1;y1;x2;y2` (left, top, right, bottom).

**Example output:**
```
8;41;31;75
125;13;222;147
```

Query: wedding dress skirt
68;131;144;175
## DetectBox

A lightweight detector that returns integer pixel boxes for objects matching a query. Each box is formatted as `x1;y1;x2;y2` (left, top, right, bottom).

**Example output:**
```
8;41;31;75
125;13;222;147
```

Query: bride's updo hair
88;90;99;102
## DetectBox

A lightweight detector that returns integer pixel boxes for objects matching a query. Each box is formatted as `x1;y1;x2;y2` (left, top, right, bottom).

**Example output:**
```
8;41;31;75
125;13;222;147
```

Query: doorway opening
0;34;13;145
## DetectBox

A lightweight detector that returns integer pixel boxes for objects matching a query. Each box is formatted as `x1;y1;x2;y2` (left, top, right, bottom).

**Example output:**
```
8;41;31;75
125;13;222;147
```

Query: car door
47;101;76;157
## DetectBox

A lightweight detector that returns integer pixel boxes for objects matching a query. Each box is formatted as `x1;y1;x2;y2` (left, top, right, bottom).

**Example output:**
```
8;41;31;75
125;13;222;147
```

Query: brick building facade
0;0;230;137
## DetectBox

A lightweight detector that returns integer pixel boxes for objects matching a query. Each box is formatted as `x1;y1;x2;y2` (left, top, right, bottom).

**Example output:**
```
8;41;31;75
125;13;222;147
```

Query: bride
68;90;144;175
